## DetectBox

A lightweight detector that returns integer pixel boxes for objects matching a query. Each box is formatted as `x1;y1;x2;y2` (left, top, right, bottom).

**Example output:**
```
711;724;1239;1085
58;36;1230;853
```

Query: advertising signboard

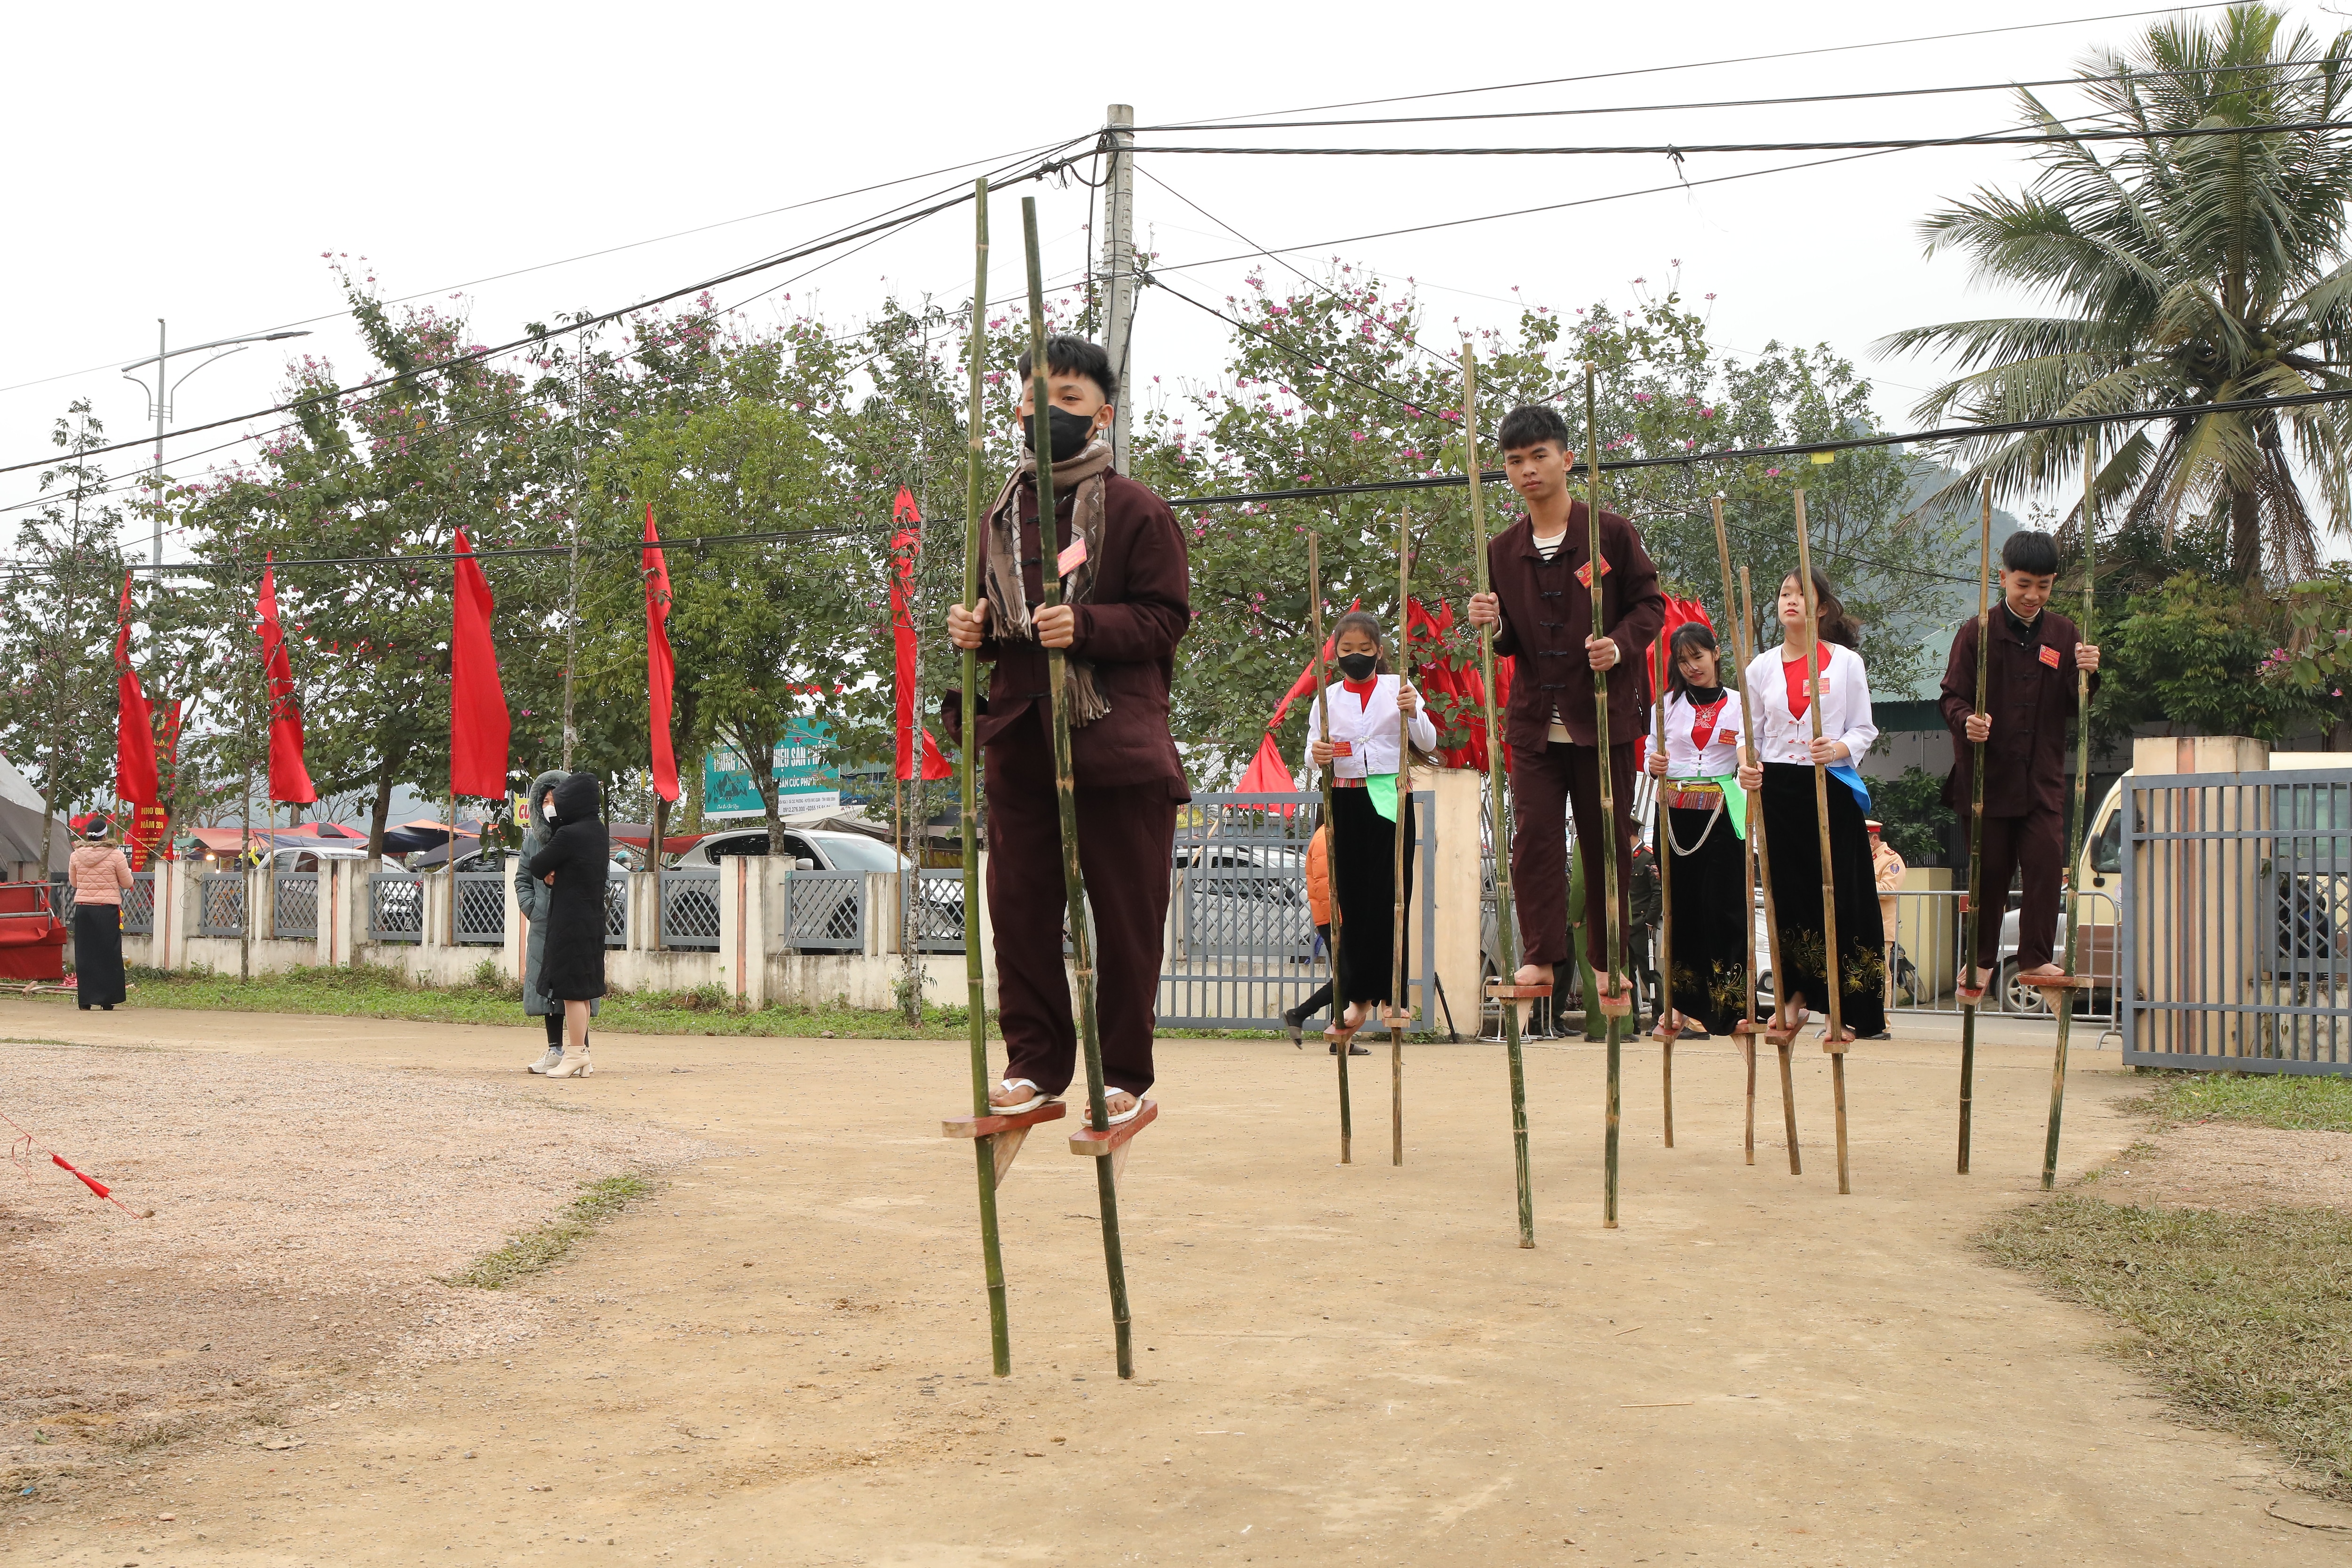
702;716;840;818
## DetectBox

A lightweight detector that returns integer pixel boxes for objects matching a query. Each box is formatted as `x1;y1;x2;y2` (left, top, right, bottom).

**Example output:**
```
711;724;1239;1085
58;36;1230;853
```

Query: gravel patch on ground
0;1035;712;1475
2093;1122;2352;1213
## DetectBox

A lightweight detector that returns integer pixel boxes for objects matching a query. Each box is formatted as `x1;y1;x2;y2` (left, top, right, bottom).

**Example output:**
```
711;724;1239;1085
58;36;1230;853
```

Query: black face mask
1337;653;1378;682
1022;406;1100;463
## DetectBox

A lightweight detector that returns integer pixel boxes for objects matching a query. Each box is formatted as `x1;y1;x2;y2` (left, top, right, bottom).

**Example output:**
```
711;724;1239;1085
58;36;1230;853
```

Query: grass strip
2124;1070;2352;1134
445;1174;656;1291
1981;1192;2352;1501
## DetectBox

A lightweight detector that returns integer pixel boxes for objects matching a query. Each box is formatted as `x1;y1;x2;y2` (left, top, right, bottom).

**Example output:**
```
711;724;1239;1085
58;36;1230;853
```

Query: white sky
3;0;2334;558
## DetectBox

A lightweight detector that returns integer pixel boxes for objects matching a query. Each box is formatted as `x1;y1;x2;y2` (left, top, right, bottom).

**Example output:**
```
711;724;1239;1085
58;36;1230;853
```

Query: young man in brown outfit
946;334;1191;1122
1939;528;2100;990
1466;404;1665;998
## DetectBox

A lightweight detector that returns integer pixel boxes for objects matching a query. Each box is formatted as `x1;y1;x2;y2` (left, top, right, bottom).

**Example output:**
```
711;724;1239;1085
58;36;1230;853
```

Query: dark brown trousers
984;709;1179;1098
1510;740;1638;973
1973;807;2066;970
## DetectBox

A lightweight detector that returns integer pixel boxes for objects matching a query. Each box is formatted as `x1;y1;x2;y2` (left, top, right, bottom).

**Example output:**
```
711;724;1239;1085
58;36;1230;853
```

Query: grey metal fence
121;873;154;936
45;879;74;924
604;870;629;948
660;867;721;950
2123;767;2352;1075
455;872;506;946
910;867;967;953
369;871;424;944
1875;887;2121;1022
1158;791;1439;1033
199;873;246;939
782;869;865;952
273;873;319;941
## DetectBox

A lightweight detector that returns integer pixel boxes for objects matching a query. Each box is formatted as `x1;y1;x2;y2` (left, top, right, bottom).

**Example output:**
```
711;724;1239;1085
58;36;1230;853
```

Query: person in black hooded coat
527;772;609;1077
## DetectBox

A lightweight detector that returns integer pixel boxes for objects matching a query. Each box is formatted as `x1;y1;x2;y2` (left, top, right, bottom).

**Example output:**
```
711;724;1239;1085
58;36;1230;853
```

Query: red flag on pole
112;574;159;808
255;553;317;804
1237;732;1295;796
449;529;511;799
643;503;679;803
890;488;953;782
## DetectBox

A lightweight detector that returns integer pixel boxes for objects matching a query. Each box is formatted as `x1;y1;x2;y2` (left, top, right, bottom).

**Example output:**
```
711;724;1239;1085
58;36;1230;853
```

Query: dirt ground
2090;1122;2352;1214
1;1002;2346;1567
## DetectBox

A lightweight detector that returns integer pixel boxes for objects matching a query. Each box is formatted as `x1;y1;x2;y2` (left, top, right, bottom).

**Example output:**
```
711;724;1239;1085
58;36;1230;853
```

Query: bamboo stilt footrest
1378;1007;1414;1029
1595;988;1634;1019
942;1101;1069;1139
1324;1023;1359;1044
1730;1019;1802;1046
1485;982;1554;1001
1955;987;1987;1005
2021;974;2088;989
1068;1098;1158;1157
1649;1022;1682;1041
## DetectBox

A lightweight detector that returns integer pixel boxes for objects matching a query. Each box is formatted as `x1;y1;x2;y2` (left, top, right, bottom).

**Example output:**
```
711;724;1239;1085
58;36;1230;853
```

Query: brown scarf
982;439;1115;726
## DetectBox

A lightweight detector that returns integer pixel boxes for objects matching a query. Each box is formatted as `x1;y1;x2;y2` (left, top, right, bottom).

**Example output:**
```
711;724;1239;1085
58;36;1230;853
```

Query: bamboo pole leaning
1462;350;1534;1248
1653;619;1676;1150
955;179;1013;1377
1582;365;1629;1230
1308;534;1352;1166
1021;196;1135;1379
2043;455;2098;1191
1957;478;1994;1176
1791;491;1851;1196
1740;564;1802;1176
1389;504;1413;1169
1710;501;1756;1165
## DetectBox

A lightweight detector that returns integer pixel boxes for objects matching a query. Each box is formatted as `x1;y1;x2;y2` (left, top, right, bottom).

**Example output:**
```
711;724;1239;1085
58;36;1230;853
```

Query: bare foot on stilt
2017;962;2066;981
1512;963;1554;991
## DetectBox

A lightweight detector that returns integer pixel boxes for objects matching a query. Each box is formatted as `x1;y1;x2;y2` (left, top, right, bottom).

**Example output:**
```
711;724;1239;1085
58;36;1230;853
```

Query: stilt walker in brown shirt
1466;404;1666;1006
1938;529;2101;994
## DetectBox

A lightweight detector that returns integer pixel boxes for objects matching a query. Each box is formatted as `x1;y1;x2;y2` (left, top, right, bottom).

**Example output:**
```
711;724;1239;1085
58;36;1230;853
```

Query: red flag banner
890;489;922;781
449;529;511;800
1237;731;1295;799
643;504;679;803
255;554;317;804
112;575;159;808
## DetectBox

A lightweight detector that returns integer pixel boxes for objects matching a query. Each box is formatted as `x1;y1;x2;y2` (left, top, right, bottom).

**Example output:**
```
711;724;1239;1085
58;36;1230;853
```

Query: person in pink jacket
67;817;133;1011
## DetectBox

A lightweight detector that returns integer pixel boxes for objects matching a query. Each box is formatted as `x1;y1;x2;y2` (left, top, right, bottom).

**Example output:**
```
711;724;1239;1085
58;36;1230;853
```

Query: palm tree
1880;4;2352;581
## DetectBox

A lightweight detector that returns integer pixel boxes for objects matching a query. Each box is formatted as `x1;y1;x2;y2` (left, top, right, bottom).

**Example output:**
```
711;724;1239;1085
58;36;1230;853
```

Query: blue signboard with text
702;716;840;818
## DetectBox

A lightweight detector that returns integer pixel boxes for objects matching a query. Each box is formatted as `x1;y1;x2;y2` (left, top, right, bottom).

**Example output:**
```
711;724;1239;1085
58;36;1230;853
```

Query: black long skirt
1329;786;1416;1009
72;905;125;1008
1759;763;1886;1037
1660;796;1748;1034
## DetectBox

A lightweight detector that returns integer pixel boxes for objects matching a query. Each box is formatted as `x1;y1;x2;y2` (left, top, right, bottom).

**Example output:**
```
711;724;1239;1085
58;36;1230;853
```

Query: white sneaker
528;1047;562;1075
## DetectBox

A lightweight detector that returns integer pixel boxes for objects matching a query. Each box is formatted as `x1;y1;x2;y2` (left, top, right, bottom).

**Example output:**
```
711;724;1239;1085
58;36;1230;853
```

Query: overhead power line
1134;119;2351;158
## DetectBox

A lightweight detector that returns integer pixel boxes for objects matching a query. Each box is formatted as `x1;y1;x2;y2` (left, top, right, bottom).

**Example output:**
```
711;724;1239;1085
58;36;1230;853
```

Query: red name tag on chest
1574;557;1612;589
2039;645;2062;669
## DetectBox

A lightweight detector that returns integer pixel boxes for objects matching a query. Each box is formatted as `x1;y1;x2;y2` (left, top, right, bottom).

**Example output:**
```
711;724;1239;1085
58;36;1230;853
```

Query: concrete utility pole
1101;104;1137;476
120;321;312;567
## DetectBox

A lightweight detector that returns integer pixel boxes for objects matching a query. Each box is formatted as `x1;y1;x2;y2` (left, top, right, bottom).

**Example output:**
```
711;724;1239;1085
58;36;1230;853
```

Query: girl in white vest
1643;621;1748;1037
1734;569;1886;1043
1306;611;1438;1048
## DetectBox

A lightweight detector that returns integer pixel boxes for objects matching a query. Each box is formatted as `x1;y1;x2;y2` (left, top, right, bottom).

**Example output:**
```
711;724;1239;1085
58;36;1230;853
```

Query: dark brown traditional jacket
1486;503;1665;750
1938;604;2099;816
975;469;1191;788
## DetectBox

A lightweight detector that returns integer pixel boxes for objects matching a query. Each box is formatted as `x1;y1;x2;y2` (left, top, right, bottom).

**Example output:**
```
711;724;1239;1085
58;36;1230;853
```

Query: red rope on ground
0;1108;142;1216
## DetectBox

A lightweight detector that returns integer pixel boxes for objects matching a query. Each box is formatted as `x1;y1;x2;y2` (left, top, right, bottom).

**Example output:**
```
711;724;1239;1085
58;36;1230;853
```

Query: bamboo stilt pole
1582;365;1626;1229
957;180;1011;1377
1711;500;1757;1166
1740;564;1800;1176
2043;456;2098;1191
1958;479;1994;1176
1791;492;1850;1196
1022;197;1134;1379
1308;534;1351;1165
1390;504;1412;1169
1462;350;1533;1247
1653;618;1674;1149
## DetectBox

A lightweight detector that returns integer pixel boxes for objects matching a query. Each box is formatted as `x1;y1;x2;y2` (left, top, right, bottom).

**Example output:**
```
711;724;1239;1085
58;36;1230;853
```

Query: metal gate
2122;766;2351;1074
1158;790;1438;1033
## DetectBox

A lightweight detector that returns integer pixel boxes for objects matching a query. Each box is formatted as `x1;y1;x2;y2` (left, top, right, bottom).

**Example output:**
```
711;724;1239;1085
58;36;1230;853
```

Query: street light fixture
120;320;313;568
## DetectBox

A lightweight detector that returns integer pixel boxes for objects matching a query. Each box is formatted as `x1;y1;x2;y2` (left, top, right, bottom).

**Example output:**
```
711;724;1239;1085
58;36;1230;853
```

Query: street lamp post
119;320;312;568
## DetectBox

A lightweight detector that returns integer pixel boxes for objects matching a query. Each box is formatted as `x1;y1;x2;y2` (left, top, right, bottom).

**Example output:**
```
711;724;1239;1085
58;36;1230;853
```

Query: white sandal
993;1079;1051;1115
1102;1090;1143;1126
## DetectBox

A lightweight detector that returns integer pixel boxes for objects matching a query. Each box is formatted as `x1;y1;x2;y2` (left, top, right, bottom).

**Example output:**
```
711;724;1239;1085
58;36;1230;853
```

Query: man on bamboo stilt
945;334;1191;1124
1939;529;2099;992
1465;405;1665;1003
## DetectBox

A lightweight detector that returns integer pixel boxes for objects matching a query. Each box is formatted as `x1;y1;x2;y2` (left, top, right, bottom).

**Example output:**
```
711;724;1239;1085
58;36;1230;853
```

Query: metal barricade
910;867;966;953
46;879;75;924
199;873;246;939
369;872;424;944
1158;792;1438;1033
605;871;629;948
2123;767;2351;1074
1875;885;2120;1022
782;869;865;952
455;872;506;946
274;872;319;941
660;867;721;951
121;874;154;936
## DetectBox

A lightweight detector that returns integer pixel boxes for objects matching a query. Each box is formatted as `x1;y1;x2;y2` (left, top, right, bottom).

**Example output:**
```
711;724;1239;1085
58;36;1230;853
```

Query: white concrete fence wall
121;855;998;1013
